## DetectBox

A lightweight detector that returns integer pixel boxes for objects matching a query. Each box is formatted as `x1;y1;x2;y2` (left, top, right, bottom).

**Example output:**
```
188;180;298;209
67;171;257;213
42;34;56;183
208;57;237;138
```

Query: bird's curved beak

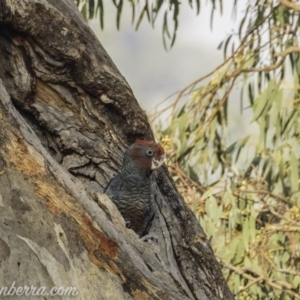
151;154;165;170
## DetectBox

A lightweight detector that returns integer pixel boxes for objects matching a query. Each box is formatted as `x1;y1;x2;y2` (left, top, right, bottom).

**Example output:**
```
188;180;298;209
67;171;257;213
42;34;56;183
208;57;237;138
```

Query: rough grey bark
0;0;234;299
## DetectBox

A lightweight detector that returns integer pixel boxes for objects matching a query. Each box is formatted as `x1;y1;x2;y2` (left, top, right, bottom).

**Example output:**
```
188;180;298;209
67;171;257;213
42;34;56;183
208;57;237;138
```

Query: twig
220;258;300;299
280;0;300;12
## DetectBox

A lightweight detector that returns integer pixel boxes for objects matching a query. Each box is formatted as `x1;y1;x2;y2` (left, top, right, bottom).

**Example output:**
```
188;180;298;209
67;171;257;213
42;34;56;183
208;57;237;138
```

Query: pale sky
89;1;247;112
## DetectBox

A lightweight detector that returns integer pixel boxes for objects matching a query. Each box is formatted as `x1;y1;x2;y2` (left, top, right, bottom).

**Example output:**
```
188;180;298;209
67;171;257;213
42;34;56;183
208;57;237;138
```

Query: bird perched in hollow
104;139;165;237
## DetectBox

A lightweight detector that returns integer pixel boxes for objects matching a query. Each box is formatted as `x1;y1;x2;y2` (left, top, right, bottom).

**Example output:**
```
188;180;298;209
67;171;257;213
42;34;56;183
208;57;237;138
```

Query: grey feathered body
104;160;155;237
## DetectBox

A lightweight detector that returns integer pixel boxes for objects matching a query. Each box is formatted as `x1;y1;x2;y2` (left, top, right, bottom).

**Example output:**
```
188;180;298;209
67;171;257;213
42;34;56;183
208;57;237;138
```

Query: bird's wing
140;193;155;236
104;174;123;199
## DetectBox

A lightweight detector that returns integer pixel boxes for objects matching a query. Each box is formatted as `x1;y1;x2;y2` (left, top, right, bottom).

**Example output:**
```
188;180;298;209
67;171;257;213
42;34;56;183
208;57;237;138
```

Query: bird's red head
128;139;165;172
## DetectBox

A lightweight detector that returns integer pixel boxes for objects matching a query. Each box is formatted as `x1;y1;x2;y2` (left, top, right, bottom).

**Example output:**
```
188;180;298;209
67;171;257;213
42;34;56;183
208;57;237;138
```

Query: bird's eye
146;150;153;156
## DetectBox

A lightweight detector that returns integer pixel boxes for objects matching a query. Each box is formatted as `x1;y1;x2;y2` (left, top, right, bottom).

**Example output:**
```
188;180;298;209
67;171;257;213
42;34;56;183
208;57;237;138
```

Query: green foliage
74;0;202;49
155;1;300;298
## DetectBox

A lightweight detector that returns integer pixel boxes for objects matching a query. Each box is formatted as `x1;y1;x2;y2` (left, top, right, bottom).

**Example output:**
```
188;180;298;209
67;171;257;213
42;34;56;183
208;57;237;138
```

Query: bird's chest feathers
121;174;151;194
118;174;152;222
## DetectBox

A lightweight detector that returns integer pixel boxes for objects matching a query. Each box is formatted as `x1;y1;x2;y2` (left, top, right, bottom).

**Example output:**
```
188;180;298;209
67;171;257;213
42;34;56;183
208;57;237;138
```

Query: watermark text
0;281;78;297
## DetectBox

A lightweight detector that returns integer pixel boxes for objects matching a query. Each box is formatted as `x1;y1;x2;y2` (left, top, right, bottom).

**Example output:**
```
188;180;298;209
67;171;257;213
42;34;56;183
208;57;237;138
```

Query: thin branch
235;277;263;295
242;46;300;73
220;258;300;299
152;5;281;121
280;0;300;12
241;190;293;205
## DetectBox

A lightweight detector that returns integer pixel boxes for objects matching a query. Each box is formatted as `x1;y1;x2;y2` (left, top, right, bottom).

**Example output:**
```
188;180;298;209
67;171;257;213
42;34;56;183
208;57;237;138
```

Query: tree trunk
0;1;234;299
